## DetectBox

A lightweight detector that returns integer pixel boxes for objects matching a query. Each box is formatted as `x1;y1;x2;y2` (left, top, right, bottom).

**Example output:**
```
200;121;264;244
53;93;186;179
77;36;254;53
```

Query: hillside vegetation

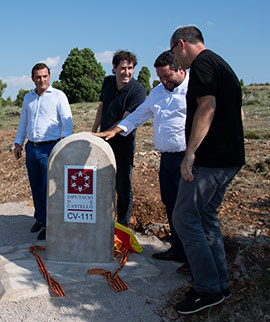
0;84;269;321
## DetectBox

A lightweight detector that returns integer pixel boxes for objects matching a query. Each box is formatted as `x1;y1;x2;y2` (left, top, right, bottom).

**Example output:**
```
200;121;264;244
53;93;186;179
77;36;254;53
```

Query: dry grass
243;85;270;139
0;85;269;321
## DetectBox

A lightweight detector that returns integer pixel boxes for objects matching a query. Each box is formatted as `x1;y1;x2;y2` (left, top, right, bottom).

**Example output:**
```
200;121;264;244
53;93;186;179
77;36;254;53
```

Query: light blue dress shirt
118;73;189;153
14;85;73;144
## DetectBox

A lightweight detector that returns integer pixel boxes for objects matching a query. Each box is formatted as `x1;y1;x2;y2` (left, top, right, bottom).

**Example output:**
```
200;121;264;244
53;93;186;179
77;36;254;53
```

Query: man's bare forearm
92;102;103;132
186;95;216;156
181;95;216;181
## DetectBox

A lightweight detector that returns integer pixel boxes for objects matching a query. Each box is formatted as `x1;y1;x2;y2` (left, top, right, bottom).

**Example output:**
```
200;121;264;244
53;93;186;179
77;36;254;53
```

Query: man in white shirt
94;51;189;262
14;63;73;240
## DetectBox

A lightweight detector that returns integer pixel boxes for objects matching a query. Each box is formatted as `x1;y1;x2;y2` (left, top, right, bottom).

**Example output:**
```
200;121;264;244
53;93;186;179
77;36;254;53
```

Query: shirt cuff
118;119;135;136
15;143;23;148
117;124;129;136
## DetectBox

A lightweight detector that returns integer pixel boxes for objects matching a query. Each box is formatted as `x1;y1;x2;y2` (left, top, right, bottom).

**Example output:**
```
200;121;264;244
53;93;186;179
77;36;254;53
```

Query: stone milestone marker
46;132;116;263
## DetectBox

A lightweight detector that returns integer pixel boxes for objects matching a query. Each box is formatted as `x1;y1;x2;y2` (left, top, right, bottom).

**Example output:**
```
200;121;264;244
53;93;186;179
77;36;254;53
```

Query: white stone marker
46;132;116;263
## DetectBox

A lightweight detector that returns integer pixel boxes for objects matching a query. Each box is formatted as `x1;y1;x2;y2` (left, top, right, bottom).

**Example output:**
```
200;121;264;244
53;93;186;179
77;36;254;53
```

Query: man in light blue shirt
94;51;189;262
14;63;73;240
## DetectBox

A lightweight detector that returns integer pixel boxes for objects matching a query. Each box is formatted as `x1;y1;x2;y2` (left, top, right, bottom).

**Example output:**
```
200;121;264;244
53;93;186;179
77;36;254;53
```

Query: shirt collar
33;85;53;95
173;71;189;93
160;71;189;94
115;77;135;92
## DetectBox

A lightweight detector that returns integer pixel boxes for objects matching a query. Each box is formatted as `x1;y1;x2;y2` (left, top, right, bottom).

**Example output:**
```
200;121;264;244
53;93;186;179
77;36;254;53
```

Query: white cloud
207;21;214;25
1;56;63;100
2;75;32;88
41;56;63;81
41;56;61;68
95;50;114;64
1;75;33;100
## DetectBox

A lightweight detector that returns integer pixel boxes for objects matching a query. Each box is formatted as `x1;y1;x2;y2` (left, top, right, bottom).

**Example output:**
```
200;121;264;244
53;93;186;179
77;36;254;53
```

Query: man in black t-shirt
169;26;245;314
92;51;146;226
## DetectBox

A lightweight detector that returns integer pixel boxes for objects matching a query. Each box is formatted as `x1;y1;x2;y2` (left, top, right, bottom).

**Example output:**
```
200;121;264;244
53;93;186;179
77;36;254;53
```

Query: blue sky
1;0;269;100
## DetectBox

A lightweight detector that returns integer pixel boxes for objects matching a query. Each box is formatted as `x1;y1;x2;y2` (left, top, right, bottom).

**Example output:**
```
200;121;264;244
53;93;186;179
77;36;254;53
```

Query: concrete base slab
0;202;192;322
0;234;179;301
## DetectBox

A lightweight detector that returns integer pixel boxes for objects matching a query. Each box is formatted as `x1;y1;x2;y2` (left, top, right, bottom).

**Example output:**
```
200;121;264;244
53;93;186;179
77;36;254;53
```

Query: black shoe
31;221;43;233
37;228;46;240
222;287;232;299
176;287;225;315
176;263;192;275
152;248;187;262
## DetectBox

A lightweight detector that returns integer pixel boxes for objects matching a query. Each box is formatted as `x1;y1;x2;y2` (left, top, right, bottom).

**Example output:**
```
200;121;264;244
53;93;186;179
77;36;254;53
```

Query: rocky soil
0;127;270;321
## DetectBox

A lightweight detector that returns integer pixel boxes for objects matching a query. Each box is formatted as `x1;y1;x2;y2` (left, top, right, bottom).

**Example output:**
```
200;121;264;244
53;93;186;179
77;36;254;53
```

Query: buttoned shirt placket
32;92;42;142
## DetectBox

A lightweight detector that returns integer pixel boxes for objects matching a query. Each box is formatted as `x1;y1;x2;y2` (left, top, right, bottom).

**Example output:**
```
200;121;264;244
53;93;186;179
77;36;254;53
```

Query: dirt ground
1;127;270;321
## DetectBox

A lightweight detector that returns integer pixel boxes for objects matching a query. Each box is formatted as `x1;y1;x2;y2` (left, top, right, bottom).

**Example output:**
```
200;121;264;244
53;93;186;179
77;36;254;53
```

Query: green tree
2;96;14;107
15;89;32;107
53;48;106;103
0;79;7;98
239;79;247;95
152;80;160;88
137;66;151;94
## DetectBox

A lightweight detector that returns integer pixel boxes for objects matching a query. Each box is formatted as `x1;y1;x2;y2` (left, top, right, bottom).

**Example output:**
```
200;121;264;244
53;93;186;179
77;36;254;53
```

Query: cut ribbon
29;245;66;297
30;222;142;295
87;247;129;292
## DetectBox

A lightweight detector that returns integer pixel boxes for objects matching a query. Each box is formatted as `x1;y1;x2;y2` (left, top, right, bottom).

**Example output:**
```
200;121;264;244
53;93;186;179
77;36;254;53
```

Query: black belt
28;139;60;147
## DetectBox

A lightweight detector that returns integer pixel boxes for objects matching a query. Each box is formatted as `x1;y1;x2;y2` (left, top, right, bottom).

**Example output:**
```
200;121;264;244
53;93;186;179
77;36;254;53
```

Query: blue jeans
108;137;135;226
159;152;186;258
172;166;241;293
25;141;58;226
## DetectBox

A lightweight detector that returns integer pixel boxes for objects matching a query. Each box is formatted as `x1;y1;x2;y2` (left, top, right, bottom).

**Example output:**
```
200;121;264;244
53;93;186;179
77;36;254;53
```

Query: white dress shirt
118;72;189;153
14;86;73;144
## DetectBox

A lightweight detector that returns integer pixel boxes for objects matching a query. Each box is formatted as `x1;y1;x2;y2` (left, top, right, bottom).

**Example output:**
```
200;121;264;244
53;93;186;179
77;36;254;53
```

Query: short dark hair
112;50;137;70
171;26;204;46
154;50;180;72
31;63;50;78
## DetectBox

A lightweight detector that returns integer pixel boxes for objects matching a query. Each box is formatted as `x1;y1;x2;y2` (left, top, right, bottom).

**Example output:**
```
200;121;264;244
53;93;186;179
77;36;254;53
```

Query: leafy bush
244;130;261;139
3;105;21;116
0;98;4;120
152;80;160;88
15;89;32;107
243;100;261;106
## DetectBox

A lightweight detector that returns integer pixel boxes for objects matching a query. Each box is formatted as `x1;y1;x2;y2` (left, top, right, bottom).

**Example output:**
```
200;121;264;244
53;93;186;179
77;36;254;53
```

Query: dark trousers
25;141;58;226
109;138;135;226
172;166;241;293
159;152;186;258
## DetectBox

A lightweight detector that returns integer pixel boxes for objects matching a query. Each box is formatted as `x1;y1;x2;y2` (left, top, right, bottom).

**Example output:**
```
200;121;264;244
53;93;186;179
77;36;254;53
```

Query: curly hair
112;50;137;69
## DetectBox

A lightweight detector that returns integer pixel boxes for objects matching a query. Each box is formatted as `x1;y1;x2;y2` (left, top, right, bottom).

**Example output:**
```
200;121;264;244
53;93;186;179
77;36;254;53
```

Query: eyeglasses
169;41;179;55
